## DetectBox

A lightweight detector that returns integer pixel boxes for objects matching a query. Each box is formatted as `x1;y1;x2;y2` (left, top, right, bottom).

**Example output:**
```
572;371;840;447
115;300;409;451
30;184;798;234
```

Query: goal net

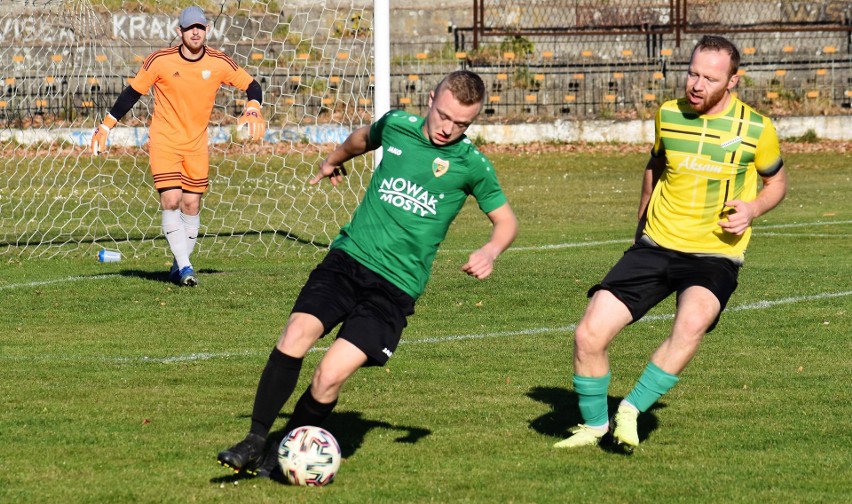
0;0;375;260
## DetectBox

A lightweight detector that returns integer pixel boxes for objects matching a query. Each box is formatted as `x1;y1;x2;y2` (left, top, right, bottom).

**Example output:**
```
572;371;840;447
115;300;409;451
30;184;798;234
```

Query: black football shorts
588;239;740;332
292;249;415;366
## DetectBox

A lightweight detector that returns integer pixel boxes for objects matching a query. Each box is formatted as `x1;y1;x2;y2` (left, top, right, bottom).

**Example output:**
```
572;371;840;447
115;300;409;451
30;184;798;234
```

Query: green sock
624;362;679;413
574;372;611;428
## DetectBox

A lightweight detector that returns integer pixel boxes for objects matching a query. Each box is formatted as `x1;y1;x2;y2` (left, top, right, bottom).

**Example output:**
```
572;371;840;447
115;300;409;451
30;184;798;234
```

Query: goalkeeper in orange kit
91;6;266;286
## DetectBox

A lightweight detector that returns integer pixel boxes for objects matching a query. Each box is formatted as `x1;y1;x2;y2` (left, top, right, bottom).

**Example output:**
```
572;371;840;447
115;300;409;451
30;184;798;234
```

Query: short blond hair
434;70;485;106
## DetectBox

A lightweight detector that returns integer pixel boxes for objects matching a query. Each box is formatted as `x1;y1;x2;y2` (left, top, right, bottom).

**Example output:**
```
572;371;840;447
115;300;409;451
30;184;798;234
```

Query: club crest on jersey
201;70;211;80
432;157;449;178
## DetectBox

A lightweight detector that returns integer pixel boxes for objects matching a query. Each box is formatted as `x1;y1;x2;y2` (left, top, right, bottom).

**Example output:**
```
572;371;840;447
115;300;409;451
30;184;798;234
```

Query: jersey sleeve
754;117;783;177
129;62;157;95
650;105;665;158
469;152;507;214
368;110;397;146
222;66;254;91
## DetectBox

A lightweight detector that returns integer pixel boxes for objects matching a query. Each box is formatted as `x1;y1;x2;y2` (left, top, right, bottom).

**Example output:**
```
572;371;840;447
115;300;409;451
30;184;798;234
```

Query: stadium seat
406;74;420;93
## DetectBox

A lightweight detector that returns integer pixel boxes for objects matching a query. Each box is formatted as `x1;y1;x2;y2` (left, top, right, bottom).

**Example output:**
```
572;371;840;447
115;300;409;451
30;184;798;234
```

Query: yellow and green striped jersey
644;96;783;261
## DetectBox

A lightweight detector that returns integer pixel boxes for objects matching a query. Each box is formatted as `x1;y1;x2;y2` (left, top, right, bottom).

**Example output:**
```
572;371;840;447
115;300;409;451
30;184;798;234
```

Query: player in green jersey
217;70;518;477
554;35;787;452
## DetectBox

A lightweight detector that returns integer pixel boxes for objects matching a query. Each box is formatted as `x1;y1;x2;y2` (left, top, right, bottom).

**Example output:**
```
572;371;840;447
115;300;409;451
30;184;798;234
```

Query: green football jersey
331;110;508;299
645;96;783;261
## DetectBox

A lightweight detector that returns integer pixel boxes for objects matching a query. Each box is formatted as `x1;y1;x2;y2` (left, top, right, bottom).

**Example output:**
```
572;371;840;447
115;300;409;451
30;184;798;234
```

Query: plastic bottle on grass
98;249;121;263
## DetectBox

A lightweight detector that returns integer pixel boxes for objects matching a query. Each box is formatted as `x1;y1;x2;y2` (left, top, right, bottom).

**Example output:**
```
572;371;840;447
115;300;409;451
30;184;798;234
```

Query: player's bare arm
462;202;518;280
311;125;374;186
719;166;788;235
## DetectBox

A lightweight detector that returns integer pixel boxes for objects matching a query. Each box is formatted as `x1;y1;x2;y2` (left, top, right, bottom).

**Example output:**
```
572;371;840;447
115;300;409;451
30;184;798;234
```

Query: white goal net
0;0;375;260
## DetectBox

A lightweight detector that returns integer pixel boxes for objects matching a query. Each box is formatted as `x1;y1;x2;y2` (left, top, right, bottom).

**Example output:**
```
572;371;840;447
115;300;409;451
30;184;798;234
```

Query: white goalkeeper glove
90;114;117;155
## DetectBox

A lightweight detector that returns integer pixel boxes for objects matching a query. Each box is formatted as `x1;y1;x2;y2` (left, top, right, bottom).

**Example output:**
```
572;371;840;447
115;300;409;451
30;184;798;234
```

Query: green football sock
574;372;611;428
624;362;679;413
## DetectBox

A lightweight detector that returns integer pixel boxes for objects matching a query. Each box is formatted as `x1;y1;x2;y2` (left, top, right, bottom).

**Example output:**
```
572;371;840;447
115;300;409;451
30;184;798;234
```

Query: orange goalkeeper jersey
130;46;254;152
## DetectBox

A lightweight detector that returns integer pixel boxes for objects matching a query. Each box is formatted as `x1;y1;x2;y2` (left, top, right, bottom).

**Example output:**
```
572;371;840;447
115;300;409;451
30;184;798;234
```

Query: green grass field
1;148;850;503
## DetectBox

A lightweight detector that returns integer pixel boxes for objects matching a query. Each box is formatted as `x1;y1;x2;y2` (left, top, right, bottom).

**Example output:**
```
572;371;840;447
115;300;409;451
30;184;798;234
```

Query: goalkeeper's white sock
162;209;190;269
181;211;201;258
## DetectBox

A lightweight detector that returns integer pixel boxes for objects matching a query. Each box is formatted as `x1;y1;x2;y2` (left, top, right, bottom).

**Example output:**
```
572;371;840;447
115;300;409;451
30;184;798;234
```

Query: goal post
0;0;385;261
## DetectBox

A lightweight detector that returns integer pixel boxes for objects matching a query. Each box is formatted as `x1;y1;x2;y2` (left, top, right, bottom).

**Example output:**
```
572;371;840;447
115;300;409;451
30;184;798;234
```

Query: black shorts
589;239;740;332
291;249;415;366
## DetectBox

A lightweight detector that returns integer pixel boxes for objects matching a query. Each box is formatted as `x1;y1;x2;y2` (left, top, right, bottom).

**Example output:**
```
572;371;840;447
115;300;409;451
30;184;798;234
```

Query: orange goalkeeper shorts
149;145;209;193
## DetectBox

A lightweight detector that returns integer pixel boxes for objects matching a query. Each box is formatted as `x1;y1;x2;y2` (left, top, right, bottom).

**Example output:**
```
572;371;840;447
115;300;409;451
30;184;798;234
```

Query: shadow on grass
117;267;223;284
210;410;431;485
526;386;665;454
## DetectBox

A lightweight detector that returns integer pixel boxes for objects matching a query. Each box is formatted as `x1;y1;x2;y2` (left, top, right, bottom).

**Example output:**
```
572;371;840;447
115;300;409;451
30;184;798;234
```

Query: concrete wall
3;115;848;148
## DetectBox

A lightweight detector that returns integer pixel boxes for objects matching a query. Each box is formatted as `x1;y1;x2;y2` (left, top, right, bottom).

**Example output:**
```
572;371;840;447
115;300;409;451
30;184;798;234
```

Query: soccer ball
278;425;341;486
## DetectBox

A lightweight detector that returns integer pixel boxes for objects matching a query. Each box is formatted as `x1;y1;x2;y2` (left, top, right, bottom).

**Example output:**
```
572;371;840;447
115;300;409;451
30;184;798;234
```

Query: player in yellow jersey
555;35;787;451
91;6;266;286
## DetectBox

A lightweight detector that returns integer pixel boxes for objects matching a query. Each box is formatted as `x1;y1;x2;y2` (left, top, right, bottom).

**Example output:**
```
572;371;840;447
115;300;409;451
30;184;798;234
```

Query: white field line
2;290;849;364
0;274;119;290
1;218;848;363
2;220;848;291
454;219;852;254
